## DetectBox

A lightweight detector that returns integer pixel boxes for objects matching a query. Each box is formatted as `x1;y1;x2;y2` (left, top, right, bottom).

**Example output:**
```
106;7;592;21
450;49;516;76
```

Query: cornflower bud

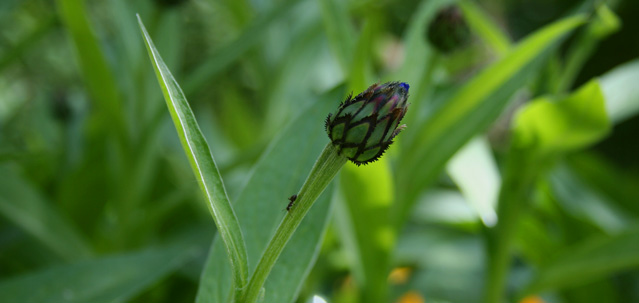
325;82;410;165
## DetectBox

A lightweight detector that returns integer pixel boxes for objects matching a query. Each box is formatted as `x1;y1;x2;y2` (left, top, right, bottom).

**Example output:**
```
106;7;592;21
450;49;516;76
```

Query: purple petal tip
400;82;409;91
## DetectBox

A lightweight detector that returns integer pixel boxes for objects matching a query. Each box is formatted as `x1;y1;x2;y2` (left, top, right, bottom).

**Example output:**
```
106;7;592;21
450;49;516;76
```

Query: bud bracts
325;82;410;165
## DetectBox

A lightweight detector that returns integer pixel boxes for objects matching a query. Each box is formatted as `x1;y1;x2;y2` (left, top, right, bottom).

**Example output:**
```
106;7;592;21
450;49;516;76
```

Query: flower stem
239;143;347;303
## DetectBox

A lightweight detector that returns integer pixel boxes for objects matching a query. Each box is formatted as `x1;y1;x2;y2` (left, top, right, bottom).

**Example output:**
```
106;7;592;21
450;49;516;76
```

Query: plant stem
484;147;543;303
239;143;347;303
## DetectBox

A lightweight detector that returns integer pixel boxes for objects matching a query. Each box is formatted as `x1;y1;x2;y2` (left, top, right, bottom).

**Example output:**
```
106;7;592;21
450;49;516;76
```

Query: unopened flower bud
325;82;410;165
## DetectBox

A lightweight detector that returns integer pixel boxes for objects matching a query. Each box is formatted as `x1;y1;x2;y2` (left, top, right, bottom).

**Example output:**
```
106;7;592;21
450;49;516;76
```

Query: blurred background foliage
0;0;638;302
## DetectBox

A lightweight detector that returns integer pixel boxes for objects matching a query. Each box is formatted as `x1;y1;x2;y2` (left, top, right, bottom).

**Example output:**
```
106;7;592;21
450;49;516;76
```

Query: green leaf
55;0;125;139
521;230;639;296
458;0;511;55
600;59;639;123
513;80;611;154
337;159;395;303
196;89;342;303
0;241;200;303
138;16;248;295
319;0;356;74
182;0;303;95
397;14;586;220
446;136;500;226
0;164;92;260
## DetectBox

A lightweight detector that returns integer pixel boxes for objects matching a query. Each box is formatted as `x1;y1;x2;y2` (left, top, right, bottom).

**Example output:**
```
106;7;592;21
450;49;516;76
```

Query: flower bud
427;5;471;54
325;82;410;165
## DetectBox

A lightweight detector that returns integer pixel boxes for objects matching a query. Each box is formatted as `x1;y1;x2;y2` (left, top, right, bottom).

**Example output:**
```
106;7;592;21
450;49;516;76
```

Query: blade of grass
458;0;511;56
520;230;639;297
138;16;248;298
55;0;126;141
182;0;303;95
0;238;202;303
0;164;92;260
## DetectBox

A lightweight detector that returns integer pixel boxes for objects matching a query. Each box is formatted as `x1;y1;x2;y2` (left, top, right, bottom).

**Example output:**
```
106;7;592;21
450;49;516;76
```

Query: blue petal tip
399;82;409;91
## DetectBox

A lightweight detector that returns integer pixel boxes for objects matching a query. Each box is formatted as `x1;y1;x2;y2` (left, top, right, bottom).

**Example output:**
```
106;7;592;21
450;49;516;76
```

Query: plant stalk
239;143;347;303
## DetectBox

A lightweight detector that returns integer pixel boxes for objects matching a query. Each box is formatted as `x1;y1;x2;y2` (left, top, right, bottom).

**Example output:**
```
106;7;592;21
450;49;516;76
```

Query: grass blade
137;16;248;297
0;240;200;303
521;230;639;297
0;165;92;260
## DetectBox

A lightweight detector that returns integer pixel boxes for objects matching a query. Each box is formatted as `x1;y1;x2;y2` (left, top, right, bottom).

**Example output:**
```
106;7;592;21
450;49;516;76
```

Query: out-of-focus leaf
521;230;639;296
397;15;586;220
338;160;394;303
0;240;200;303
567;153;639;216
556;4;620;93
138;16;249;294
318;0;355;74
600;59;639;123
549;165;631;233
0;164;91;260
513;80;610;154
447;136;500;226
196;89;342;303
55;0;125;138
183;0;302;95
458;0;511;55
396;228;484;303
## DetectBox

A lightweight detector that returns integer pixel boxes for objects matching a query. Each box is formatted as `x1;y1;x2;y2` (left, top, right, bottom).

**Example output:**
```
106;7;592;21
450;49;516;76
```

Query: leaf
458;0;511;55
0;240;200;303
396;14;586;220
196;89;342;303
521;230;639;296
138;16;248;294
0;164;92;260
182;0;303;95
337;159;395;303
513;80;611;154
600;59;639;123
446;136;500;226
55;0;125;138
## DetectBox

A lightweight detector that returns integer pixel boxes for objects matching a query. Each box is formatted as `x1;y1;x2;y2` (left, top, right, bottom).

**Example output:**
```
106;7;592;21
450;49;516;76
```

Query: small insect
286;194;298;212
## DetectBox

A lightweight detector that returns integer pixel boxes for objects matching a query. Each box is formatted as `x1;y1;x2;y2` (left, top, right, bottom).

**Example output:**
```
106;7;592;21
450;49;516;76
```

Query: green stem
483;147;543;303
239;143;347;303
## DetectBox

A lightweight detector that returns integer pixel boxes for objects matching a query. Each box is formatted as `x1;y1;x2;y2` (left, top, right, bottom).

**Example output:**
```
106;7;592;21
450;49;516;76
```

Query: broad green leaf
0;164;91;260
337;159;395;303
446;136;500;226
196;89;342;303
459;0;511;55
521;230;639;296
138;16;248;294
396;15;586;220
0;240;200;303
600;59;639;123
513;80;611;154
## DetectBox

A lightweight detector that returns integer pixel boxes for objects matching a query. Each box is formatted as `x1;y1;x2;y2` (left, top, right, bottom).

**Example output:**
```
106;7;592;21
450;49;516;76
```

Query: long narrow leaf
137;16;248;294
0;240;201;303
